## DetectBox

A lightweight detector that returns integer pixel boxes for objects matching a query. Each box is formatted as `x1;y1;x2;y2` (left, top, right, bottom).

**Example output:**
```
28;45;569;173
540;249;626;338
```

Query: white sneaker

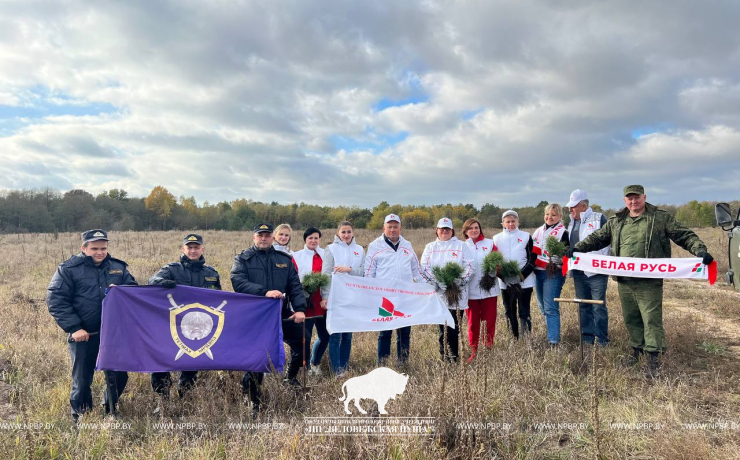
308;366;322;377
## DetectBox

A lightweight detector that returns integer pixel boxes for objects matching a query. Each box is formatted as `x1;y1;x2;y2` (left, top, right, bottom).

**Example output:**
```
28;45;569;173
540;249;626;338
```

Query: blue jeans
535;270;566;344
328;333;353;373
573;271;609;345
309;316;330;367
378;326;411;364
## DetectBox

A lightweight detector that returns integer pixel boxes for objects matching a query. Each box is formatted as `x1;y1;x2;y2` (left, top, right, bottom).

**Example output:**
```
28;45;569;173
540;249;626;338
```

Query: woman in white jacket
292;227;329;376
320;221;365;376
492;210;537;339
420;217;475;362
462;218;501;362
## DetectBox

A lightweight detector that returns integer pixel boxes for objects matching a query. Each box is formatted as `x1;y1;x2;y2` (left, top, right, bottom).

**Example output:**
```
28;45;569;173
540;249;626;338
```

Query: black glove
698;252;714;265
161;279;177;289
565;247;576;259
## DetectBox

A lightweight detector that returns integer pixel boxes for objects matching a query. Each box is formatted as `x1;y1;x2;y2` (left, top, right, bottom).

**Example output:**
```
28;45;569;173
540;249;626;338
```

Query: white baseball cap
502;210;518;220
384;213;401;224
566;189;588;208
437;217;453;229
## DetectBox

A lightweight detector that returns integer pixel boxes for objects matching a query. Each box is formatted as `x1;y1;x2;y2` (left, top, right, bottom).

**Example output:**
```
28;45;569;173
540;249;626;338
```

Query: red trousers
466;297;498;350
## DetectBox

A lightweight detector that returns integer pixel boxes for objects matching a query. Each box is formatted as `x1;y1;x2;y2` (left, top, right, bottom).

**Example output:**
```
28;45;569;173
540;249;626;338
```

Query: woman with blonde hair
532;203;569;346
273;223;294;255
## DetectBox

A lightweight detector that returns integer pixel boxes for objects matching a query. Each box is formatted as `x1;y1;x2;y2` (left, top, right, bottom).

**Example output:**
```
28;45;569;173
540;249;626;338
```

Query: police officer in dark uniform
148;233;221;398
47;229;137;421
230;223;307;416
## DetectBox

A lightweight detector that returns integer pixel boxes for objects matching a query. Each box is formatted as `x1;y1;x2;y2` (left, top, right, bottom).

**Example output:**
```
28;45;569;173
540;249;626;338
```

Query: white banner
564;253;717;284
326;274;455;334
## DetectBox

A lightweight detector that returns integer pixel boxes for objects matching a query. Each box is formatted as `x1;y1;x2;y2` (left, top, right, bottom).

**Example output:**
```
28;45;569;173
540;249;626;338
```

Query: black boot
646;351;662;378
623;347;643;367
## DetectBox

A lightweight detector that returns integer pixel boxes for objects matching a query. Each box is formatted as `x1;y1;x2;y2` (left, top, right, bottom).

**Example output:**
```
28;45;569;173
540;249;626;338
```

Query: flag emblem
373;297;410;322
691;263;703;273
587;223;594;229
517;238;523;243
573;256;580;265
168;293;226;361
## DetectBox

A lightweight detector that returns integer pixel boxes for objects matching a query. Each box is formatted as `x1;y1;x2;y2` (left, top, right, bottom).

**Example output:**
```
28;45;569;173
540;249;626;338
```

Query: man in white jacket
364;214;421;365
566;189;610;346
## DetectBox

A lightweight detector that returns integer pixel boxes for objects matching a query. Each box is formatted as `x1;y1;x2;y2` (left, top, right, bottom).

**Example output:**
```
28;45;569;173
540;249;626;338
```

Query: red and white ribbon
563;253;717;285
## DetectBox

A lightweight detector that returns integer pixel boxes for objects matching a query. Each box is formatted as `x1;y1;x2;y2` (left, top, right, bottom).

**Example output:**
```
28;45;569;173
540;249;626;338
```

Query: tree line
0;186;732;234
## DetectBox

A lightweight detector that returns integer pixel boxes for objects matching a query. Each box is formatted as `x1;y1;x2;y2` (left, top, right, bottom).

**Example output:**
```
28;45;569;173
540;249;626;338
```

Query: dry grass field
1;227;740;459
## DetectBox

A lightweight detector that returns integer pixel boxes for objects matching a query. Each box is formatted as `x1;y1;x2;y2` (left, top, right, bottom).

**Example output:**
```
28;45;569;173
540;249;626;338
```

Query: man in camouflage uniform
574;185;713;375
148;233;221;398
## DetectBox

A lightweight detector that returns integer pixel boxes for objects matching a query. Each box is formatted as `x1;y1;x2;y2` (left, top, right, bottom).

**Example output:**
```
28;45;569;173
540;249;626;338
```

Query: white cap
566;189;588;208
384;213;401;224
437;217;453;229
502;210;518;220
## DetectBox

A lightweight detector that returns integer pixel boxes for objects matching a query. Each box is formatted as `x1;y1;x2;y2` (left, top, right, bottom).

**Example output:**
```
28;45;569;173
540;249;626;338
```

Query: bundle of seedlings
302;272;331;295
545;236;568;278
432;261;465;307
480;250;505;292
499;259;524;295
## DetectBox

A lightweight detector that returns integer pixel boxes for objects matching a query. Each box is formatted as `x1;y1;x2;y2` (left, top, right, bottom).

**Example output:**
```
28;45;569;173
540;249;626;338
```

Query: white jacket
492;228;535;289
293;245;325;280
465;237;501;299
419;236;475;310
272;243;292;255
321;235;365;299
567;207;610;277
363;234;421;283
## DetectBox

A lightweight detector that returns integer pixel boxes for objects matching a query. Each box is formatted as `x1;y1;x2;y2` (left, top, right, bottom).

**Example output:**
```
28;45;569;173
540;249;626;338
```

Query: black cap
183;233;203;245
253;223;274;234
81;229;109;243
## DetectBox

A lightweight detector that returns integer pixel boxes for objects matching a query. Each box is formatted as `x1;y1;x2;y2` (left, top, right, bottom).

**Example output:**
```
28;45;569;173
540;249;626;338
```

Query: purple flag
96;285;284;373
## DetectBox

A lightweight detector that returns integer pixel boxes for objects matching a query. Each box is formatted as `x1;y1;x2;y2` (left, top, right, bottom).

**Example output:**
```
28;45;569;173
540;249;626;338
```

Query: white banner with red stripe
563;253;717;284
326;274;455;334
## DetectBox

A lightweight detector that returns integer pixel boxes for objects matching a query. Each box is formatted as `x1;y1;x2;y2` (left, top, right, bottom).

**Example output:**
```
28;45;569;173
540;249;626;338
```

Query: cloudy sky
1;0;739;209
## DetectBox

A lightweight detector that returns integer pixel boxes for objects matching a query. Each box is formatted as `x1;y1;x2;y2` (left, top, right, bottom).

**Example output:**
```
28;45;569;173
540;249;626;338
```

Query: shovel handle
554;298;605;305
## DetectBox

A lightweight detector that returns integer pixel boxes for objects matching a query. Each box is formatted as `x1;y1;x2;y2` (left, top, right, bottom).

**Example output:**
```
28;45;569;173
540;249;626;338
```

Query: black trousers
150;371;198;397
502;286;533;339
68;334;128;416
438;309;460;362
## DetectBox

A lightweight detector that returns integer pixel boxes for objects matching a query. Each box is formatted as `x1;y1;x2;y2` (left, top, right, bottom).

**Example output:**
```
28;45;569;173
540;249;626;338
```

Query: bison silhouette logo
338;367;409;415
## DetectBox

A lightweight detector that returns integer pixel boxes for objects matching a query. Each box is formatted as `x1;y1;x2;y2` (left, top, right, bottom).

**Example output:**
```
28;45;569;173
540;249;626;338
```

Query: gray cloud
0;0;739;209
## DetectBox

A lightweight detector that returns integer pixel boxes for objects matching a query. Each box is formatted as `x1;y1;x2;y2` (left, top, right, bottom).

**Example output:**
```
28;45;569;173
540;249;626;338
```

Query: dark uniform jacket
47;253;138;334
231;245;307;318
149;254;221;290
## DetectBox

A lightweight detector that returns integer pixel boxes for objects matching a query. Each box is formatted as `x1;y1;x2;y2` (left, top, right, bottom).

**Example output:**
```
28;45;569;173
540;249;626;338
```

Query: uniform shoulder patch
108;269;123;275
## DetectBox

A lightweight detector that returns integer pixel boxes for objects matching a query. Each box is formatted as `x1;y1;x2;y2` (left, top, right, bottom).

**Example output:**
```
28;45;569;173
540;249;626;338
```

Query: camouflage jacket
575;203;707;259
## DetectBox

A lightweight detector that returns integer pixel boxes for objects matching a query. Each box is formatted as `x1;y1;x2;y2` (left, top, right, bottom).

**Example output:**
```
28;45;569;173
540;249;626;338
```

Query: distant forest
0;186;733;234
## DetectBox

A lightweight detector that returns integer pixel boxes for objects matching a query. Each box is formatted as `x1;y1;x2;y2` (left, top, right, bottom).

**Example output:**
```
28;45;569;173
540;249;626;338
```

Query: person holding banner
493;210;537;339
46;229;137;422
230;223;307;414
462;218;500;362
532;203;570;346
273;223;294;255
148;233;221;399
566;189;610;346
420;217;475;362
572;185;713;375
364;213;422;365
293;227;330;376
320;221;365;376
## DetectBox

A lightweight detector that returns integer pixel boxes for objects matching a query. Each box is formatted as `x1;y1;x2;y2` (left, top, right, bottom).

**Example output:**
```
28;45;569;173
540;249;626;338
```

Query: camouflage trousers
617;278;665;353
